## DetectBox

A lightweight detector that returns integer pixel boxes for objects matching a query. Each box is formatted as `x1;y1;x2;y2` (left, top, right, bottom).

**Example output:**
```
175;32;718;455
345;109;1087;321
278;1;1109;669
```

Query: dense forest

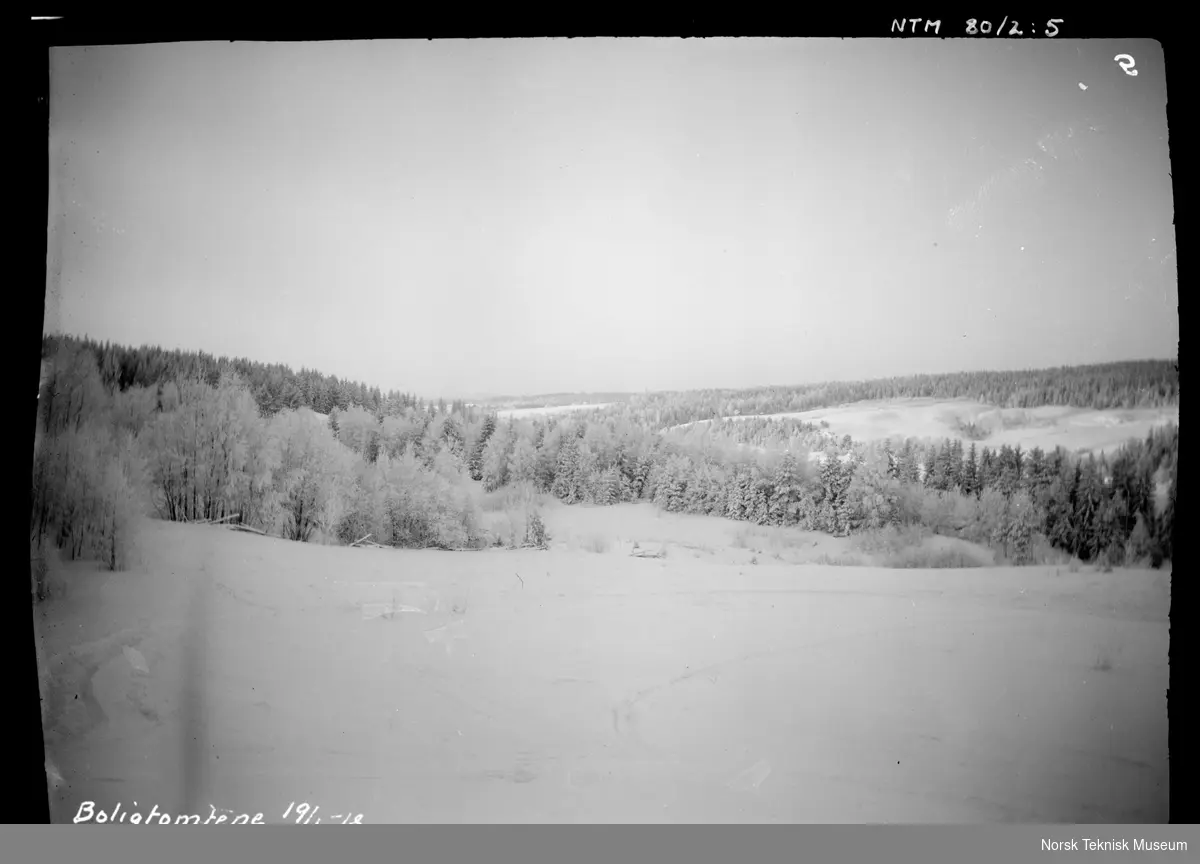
646;422;1176;566
40;334;474;422
30;335;1177;600
599;360;1178;430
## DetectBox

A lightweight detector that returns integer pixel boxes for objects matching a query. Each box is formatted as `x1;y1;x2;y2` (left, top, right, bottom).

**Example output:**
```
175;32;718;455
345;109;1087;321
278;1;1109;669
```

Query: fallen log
209;513;241;525
227;523;267;536
350;533;373;547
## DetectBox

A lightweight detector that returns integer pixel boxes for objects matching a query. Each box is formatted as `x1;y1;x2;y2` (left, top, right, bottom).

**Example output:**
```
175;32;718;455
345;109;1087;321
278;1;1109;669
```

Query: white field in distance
665;398;1179;458
493;403;616;421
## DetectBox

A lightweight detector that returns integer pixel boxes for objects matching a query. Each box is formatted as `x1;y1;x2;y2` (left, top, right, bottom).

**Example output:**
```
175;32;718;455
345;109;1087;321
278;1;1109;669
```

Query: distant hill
473;392;636;410
609;360;1179;429
40;333;1176;426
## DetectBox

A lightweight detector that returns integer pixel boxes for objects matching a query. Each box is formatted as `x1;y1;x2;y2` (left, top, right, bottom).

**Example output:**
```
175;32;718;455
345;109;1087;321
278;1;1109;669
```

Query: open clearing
494;403;615;421
36;503;1168;824
676;398;1178;456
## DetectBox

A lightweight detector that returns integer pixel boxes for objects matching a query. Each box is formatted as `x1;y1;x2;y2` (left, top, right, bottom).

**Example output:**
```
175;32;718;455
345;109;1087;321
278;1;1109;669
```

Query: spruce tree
552;437;582;503
830;457;858;535
978;447;995;491
935;438;957;490
1006;491;1039;564
533;428;562;493
962;442;979;497
773;452;803;525
442;416;465;457
883;439;898;480
480;429;513;493
1074;459;1102;559
923;444;939;488
902;440;920;484
595;465;621;506
1126;510;1153;563
947;439;964;490
996;445;1018;497
1024;447;1046;495
469;414;497;481
1158;475;1175;565
684;462;708;514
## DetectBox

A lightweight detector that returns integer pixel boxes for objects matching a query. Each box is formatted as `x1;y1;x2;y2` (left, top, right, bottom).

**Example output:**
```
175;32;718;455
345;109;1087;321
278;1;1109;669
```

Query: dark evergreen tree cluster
43;334;473;423
476;411;1176;567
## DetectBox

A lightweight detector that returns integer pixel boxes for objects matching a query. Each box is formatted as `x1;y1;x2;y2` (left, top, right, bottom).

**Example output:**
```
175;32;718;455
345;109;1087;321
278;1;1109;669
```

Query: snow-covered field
495;403;615;421
668;399;1178;456
37;505;1169;824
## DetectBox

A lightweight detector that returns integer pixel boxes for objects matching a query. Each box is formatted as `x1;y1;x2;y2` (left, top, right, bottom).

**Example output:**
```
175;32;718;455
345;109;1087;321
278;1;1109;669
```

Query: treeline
31;334;1177;589
482;392;633;411
598;360;1178;430
41;334;476;422
44;334;1176;433
850;431;1176;566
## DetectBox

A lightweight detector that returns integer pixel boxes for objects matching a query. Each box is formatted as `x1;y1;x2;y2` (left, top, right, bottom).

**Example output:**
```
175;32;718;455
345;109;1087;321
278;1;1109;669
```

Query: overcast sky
46;39;1176;399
